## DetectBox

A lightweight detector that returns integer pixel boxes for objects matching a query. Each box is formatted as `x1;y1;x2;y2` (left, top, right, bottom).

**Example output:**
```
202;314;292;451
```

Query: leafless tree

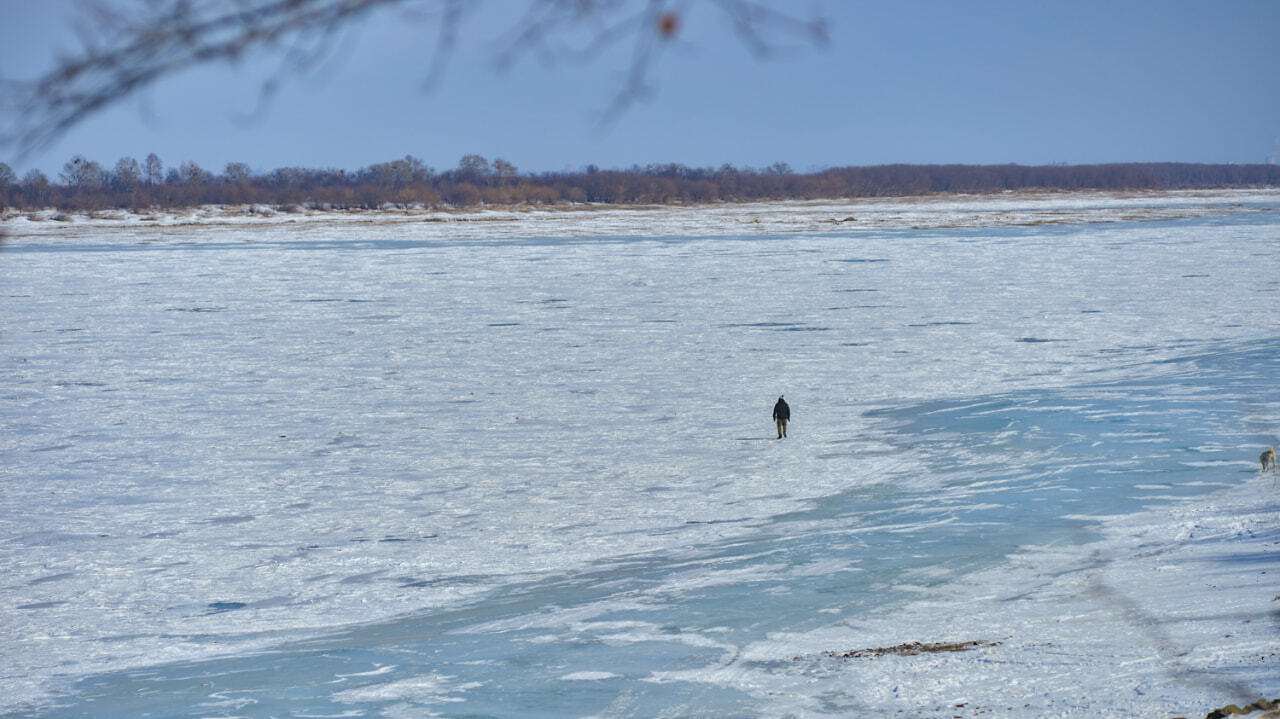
60;154;106;188
113;156;142;189
492;158;517;186
0;162;14;229
178;159;213;185
455;153;491;183
0;0;826;160
225;161;253;183
144;152;163;185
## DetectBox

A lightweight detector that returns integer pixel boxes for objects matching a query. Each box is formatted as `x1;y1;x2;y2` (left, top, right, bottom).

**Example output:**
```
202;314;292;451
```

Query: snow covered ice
2;190;1279;717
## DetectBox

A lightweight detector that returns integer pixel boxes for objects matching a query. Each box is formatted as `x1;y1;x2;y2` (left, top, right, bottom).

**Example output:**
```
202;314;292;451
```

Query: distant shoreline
4;160;1278;216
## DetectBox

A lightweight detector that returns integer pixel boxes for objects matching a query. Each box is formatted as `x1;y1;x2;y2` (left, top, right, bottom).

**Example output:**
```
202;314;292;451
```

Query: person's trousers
776;418;787;438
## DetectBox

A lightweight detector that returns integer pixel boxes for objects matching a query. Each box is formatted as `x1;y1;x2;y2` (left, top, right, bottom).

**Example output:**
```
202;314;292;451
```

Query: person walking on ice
773;395;790;439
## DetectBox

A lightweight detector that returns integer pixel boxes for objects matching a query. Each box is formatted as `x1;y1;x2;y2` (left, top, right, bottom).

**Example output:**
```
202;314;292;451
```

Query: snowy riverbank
4;188;1276;242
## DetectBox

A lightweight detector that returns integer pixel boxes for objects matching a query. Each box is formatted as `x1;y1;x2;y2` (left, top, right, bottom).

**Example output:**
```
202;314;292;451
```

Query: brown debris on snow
794;639;1002;662
1200;698;1280;719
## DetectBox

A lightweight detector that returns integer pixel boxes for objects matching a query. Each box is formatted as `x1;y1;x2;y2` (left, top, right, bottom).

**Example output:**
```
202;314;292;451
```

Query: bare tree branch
3;0;413;156
1;0;827;160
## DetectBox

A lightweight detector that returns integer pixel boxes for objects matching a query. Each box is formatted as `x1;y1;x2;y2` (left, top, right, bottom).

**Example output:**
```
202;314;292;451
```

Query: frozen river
3;191;1279;716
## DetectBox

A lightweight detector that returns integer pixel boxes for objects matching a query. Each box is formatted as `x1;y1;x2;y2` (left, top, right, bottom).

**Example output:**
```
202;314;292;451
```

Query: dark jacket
773;397;790;421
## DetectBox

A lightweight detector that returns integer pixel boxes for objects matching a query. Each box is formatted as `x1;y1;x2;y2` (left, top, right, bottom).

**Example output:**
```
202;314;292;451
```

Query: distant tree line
2;154;1278;212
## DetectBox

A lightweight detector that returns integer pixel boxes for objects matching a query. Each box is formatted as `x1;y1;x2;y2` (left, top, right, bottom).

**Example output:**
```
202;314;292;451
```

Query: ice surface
2;190;1279;716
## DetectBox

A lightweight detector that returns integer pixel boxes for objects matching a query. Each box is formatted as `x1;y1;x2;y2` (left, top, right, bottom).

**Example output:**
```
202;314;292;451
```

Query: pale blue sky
2;0;1278;178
